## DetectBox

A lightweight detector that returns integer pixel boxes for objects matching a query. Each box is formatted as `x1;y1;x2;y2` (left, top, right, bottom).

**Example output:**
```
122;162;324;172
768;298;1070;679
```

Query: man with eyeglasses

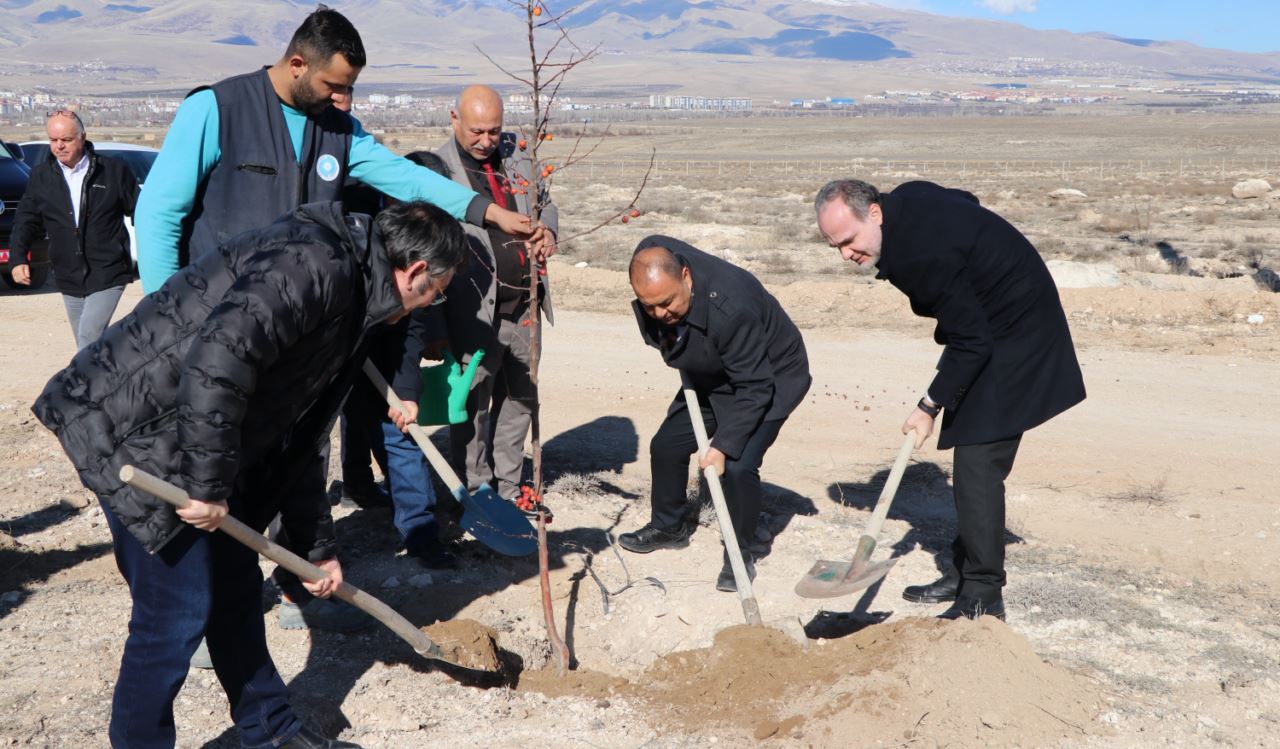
34;199;467;749
7;109;139;348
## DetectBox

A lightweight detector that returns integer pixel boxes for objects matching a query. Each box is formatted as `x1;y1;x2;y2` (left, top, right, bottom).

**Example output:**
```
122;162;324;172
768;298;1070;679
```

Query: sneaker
278;598;375;633
617;522;694;554
339;480;391;509
715;557;757;593
190;637;213;669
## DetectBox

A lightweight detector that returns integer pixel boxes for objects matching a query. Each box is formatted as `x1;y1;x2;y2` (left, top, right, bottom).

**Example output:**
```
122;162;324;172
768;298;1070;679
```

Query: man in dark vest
618;236;811;592
815;178;1086;621
133;6;536;633
135;7;534;292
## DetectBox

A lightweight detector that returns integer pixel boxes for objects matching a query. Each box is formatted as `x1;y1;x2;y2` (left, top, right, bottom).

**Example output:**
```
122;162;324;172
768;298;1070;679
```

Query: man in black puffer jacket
7;110;139;348
32;199;465;749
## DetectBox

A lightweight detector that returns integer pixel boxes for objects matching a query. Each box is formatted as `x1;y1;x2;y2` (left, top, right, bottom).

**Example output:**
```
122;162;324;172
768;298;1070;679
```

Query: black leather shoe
715;558;757;593
902;573;960;604
937;594;1006;622
618;522;693;553
281;725;363;749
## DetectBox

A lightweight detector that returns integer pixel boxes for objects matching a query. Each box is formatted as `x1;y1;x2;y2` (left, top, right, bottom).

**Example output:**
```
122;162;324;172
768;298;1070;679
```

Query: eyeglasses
429;292;447;307
46;109;85;127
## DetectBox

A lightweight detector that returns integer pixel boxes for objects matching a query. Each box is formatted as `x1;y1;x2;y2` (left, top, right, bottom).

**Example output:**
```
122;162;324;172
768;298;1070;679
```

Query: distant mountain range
2;0;1278;96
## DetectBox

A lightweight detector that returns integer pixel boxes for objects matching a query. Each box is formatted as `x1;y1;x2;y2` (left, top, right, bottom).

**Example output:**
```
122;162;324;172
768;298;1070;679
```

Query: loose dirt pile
422;619;501;672
516;617;1101;747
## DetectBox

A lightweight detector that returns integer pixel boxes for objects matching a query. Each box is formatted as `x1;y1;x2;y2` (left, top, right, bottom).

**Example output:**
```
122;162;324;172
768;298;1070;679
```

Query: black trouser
340;393;388;487
949;434;1022;601
648;398;786;553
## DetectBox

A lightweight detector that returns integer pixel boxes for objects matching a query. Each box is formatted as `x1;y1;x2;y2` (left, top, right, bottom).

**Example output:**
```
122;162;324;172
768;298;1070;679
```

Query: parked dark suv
0;141;44;290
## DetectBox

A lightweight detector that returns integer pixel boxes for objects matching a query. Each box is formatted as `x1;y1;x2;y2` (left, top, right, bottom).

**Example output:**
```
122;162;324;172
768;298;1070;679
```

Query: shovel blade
794;557;899;599
457;486;537;557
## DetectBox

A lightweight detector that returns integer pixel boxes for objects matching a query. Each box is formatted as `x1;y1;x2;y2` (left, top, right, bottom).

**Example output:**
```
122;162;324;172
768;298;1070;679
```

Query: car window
20;144;50;165
0;145;12;161
99;149;158;183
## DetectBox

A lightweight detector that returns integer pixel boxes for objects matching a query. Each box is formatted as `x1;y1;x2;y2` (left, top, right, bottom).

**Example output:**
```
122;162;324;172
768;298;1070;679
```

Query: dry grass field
1;113;1277;748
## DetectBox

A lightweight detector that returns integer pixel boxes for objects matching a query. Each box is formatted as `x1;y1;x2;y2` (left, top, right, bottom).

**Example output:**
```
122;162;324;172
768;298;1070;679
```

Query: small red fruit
518;139;528;150
630;209;640;218
621;215;629;223
532;5;542;16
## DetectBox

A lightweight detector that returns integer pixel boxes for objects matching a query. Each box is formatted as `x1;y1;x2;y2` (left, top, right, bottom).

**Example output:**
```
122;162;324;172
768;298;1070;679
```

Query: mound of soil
516;616;1101;746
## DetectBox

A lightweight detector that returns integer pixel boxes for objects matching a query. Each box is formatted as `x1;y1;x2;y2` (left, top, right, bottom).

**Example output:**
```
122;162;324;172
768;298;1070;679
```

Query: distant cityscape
2;78;1278;134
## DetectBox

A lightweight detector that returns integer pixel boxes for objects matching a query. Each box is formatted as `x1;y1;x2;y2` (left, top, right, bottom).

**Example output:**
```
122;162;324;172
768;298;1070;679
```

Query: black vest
183;68;353;265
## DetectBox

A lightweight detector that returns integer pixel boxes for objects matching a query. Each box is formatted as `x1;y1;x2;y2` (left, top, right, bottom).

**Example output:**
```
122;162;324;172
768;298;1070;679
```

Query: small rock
408;573;434;588
381;576;401;589
27;467;46;478
1100;711;1120;726
1048;188;1088;200
1247;314;1264;325
60;494;92;511
1;591;21;605
574;261;589;268
1232;178;1271;199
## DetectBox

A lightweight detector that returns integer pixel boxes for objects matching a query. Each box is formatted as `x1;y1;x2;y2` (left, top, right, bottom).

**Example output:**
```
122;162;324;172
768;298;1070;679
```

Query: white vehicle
17;141;159;264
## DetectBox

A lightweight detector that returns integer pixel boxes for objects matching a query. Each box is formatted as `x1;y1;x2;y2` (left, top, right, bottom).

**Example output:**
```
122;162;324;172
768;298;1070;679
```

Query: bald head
452;85;504;161
631;246;693;326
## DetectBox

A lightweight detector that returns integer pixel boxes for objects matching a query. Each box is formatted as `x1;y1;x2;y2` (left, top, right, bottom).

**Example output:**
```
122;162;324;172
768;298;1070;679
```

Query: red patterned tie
481;162;508;210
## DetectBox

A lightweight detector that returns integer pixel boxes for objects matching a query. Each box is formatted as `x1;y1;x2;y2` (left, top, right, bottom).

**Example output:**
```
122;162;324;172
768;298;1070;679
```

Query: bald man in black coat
619;236;811;592
816;179;1085;620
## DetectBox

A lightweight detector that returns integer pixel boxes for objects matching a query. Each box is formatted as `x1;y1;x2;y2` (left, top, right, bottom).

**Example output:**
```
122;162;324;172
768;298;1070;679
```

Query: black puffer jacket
9;141;139;296
32;201;403;556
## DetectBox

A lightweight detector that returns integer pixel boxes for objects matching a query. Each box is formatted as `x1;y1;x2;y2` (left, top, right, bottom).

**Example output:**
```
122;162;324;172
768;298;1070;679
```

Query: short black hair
286;5;366;69
376;201;467;277
405;150;451;179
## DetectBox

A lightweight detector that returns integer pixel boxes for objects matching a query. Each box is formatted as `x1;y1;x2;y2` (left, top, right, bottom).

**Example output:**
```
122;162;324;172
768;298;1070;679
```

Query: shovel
117;465;497;671
795;431;916;599
362;360;536;557
683;387;763;626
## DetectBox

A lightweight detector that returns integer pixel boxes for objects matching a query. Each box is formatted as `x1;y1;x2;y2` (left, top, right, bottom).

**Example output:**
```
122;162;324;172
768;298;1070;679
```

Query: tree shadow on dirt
1;501;113;619
0;541;113;619
801;461;1023;640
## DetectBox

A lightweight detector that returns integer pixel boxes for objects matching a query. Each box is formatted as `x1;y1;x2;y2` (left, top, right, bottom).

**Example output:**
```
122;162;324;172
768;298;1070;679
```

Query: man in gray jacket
434;84;558;507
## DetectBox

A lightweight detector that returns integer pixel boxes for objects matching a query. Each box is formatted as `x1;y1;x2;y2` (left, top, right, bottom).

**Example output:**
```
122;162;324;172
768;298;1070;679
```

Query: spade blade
794;557;899;599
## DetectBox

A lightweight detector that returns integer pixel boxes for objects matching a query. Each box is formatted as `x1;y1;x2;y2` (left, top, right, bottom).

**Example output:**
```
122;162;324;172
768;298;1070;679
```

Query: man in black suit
618;236;811;592
815;179;1086;621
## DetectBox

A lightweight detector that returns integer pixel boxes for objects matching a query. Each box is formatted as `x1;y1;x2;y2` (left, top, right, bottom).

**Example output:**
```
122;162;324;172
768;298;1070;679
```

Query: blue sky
878;0;1277;54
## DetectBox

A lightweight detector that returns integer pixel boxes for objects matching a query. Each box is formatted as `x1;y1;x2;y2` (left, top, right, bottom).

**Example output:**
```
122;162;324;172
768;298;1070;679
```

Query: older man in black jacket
816;179;1086;621
618;235;811;592
32;200;465;749
7;110;139;348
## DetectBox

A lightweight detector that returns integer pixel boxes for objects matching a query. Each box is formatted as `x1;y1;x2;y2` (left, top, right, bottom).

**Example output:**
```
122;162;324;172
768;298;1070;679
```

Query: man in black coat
32;200;465;749
7;110;139;348
815;179;1086;621
618;236;811;592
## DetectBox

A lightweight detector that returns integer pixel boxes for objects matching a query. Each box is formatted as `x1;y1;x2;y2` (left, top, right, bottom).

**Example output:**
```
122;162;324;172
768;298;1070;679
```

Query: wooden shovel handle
117;465;445;661
682;388;763;626
851;432;917;565
362;360;467;494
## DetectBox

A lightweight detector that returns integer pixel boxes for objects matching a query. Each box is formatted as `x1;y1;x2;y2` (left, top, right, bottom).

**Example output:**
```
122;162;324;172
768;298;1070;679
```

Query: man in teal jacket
135;7;534;292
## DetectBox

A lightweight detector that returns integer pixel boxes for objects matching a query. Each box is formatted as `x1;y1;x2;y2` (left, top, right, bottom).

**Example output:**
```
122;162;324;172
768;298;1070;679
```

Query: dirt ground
2;114;1279;748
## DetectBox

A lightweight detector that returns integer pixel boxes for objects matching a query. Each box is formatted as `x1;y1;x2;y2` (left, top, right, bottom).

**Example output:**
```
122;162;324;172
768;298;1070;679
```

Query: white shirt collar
58;152;89;175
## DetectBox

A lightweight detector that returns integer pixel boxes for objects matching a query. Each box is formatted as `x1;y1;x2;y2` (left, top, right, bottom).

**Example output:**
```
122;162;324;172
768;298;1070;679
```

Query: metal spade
795;431;915;599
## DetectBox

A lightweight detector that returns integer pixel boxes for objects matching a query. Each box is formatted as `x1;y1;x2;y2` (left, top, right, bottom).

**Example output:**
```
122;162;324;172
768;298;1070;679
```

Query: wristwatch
916;397;941;418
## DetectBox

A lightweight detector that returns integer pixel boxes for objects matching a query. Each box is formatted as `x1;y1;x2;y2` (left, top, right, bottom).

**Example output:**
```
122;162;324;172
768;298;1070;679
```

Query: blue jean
101;498;301;748
62;285;125;350
368;420;440;557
